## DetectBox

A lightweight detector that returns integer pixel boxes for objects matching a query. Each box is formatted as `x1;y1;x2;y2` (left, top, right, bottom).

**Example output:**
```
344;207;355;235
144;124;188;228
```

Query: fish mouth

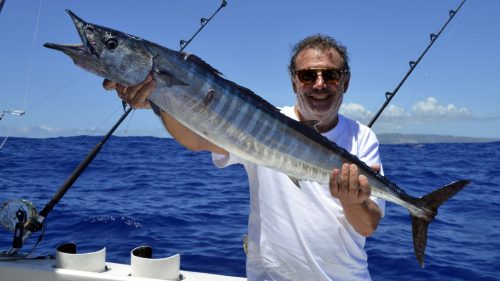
43;42;87;56
44;10;113;79
44;9;98;59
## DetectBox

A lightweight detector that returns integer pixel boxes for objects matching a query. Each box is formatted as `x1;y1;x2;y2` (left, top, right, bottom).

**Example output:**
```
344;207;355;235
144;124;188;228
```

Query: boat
1;257;245;281
0;199;246;281
1;257;246;281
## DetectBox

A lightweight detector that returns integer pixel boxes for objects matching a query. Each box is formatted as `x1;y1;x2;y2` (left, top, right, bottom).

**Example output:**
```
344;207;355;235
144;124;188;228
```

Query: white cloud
340;102;411;125
383;104;409;118
340;97;473;126
411;97;472;120
1;97;475;138
340;103;372;123
38;125;64;133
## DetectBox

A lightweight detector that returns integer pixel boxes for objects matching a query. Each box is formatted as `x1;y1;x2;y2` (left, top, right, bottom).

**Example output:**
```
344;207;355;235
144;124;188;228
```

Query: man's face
292;48;349;131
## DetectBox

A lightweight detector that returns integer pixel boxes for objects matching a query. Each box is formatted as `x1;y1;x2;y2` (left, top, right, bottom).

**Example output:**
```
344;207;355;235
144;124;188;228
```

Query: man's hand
329;163;382;237
103;74;156;109
329;163;380;205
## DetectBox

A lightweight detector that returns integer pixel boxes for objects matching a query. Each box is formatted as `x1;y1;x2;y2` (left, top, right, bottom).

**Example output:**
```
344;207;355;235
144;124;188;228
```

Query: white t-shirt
212;106;385;281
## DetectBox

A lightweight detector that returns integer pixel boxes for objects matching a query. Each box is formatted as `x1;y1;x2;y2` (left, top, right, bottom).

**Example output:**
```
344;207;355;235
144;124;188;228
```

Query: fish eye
105;38;118;50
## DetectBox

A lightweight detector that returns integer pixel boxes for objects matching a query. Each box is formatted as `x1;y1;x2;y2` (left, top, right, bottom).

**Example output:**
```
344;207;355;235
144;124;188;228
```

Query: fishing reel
0;199;41;256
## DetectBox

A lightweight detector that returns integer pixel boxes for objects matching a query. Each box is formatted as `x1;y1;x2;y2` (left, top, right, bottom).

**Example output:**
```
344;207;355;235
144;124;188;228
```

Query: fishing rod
367;0;466;128
4;0;228;256
0;0;5;15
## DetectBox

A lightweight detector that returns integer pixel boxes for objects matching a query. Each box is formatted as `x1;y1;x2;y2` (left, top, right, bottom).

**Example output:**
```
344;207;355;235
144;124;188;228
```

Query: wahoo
45;10;470;267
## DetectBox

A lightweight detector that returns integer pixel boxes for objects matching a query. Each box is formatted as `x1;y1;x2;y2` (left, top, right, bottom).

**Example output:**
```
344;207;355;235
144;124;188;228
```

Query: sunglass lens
322;69;341;82
297;70;317;83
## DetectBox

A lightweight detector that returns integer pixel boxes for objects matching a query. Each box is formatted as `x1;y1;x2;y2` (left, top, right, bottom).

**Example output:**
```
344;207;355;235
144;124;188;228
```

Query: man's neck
294;106;339;133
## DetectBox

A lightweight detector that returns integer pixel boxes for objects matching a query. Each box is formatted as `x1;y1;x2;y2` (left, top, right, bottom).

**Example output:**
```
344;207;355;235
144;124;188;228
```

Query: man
104;34;384;281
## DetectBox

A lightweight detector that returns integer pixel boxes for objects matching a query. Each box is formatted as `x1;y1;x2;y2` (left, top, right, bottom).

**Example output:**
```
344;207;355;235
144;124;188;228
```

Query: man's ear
291;79;298;93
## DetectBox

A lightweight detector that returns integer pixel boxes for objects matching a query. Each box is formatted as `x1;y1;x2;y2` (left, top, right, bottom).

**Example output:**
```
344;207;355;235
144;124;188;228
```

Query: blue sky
1;0;499;139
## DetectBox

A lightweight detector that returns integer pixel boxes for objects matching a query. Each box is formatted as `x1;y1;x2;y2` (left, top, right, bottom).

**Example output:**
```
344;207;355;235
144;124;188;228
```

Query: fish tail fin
411;179;471;267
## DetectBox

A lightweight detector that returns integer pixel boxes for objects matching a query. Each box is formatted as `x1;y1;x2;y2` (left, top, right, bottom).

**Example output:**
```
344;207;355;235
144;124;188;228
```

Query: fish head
44;10;153;86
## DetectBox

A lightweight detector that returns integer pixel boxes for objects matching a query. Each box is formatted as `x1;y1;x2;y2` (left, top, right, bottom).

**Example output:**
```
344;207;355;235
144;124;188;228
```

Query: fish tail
410;179;471;268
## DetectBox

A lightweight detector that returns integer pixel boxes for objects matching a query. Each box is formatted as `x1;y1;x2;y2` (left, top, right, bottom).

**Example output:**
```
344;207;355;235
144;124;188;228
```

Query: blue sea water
0;136;499;280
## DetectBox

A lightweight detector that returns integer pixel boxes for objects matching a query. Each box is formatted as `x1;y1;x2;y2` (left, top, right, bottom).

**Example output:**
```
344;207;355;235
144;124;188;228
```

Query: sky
0;0;499;139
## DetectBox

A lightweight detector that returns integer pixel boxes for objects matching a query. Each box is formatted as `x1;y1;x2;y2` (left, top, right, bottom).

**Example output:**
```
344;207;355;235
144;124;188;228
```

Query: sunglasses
295;68;347;84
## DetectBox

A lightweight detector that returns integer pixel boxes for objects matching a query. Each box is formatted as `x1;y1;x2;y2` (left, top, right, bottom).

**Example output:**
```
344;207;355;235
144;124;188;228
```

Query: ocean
0;136;499;280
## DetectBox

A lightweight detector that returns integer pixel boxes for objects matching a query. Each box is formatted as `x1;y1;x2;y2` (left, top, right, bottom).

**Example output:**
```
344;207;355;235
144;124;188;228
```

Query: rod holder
56;242;106;272
131;246;181;280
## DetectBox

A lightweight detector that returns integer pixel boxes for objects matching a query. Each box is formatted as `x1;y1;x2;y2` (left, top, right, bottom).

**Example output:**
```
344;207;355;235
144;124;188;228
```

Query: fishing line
367;0;467;128
385;73;430;134
24;75;83;112
0;111;25;149
388;0;469;134
0;0;42;150
5;0;229;256
22;0;43;112
0;223;47;262
0;136;9;149
121;107;136;136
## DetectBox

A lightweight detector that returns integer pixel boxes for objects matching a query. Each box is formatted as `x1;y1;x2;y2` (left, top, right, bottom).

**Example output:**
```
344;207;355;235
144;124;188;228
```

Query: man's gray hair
288;34;350;76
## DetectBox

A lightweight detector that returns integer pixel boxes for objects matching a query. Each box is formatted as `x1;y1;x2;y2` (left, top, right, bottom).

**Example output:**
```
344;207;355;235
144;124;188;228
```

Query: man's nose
313;73;326;88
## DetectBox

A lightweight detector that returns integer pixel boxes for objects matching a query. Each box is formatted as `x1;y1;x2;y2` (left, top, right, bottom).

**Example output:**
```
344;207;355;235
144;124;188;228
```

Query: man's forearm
341;199;381;237
158;110;228;155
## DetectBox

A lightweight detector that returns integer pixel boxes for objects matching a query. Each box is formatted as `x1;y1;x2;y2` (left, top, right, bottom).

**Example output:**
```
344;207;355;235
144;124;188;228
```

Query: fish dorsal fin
301;120;320;132
182;52;223;76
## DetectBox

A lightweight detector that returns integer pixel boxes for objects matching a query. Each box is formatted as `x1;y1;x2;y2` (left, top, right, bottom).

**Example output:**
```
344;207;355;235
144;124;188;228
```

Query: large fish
45;10;470;267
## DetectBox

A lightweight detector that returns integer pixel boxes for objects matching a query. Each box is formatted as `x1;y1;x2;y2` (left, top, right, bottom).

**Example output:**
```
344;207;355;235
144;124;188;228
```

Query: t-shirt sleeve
212;152;242;168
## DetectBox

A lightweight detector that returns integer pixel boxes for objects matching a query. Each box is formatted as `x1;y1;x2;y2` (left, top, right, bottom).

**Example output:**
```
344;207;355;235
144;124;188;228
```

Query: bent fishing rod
6;0;228;256
368;0;466;128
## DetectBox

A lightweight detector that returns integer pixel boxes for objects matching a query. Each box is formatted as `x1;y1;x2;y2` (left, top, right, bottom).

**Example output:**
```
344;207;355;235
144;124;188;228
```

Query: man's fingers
103;79;117;91
358;174;371;201
339;163;351;194
129;79;155;108
347;164;360;201
348;164;359;190
330;168;340;195
330;163;373;204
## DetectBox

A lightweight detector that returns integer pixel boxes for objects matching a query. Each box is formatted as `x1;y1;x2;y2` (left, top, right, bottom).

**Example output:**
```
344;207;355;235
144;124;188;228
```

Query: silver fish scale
146;49;335;184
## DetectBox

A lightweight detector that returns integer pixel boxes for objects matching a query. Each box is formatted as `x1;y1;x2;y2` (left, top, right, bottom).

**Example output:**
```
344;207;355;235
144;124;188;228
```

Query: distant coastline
377;133;499;145
2;133;499;145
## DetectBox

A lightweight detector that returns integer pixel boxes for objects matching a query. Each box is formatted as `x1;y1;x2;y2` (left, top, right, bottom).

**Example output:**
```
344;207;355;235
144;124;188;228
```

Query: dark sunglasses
295;68;347;84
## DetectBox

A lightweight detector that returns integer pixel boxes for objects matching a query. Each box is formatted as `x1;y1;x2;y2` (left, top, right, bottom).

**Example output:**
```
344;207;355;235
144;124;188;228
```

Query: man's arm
329;163;382;237
103;75;228;155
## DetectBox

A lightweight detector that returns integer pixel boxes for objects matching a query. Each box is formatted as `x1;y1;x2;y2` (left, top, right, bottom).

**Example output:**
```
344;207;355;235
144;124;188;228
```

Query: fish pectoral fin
153;68;190;87
288;176;302;189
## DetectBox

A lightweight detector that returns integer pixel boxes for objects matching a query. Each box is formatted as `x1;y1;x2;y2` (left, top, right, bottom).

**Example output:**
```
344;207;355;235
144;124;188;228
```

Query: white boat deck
0;258;246;281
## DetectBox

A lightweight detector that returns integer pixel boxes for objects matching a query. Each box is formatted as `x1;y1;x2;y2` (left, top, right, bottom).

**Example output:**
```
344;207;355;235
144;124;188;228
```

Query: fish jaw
44;10;153;86
65;9;99;58
44;43;112;80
